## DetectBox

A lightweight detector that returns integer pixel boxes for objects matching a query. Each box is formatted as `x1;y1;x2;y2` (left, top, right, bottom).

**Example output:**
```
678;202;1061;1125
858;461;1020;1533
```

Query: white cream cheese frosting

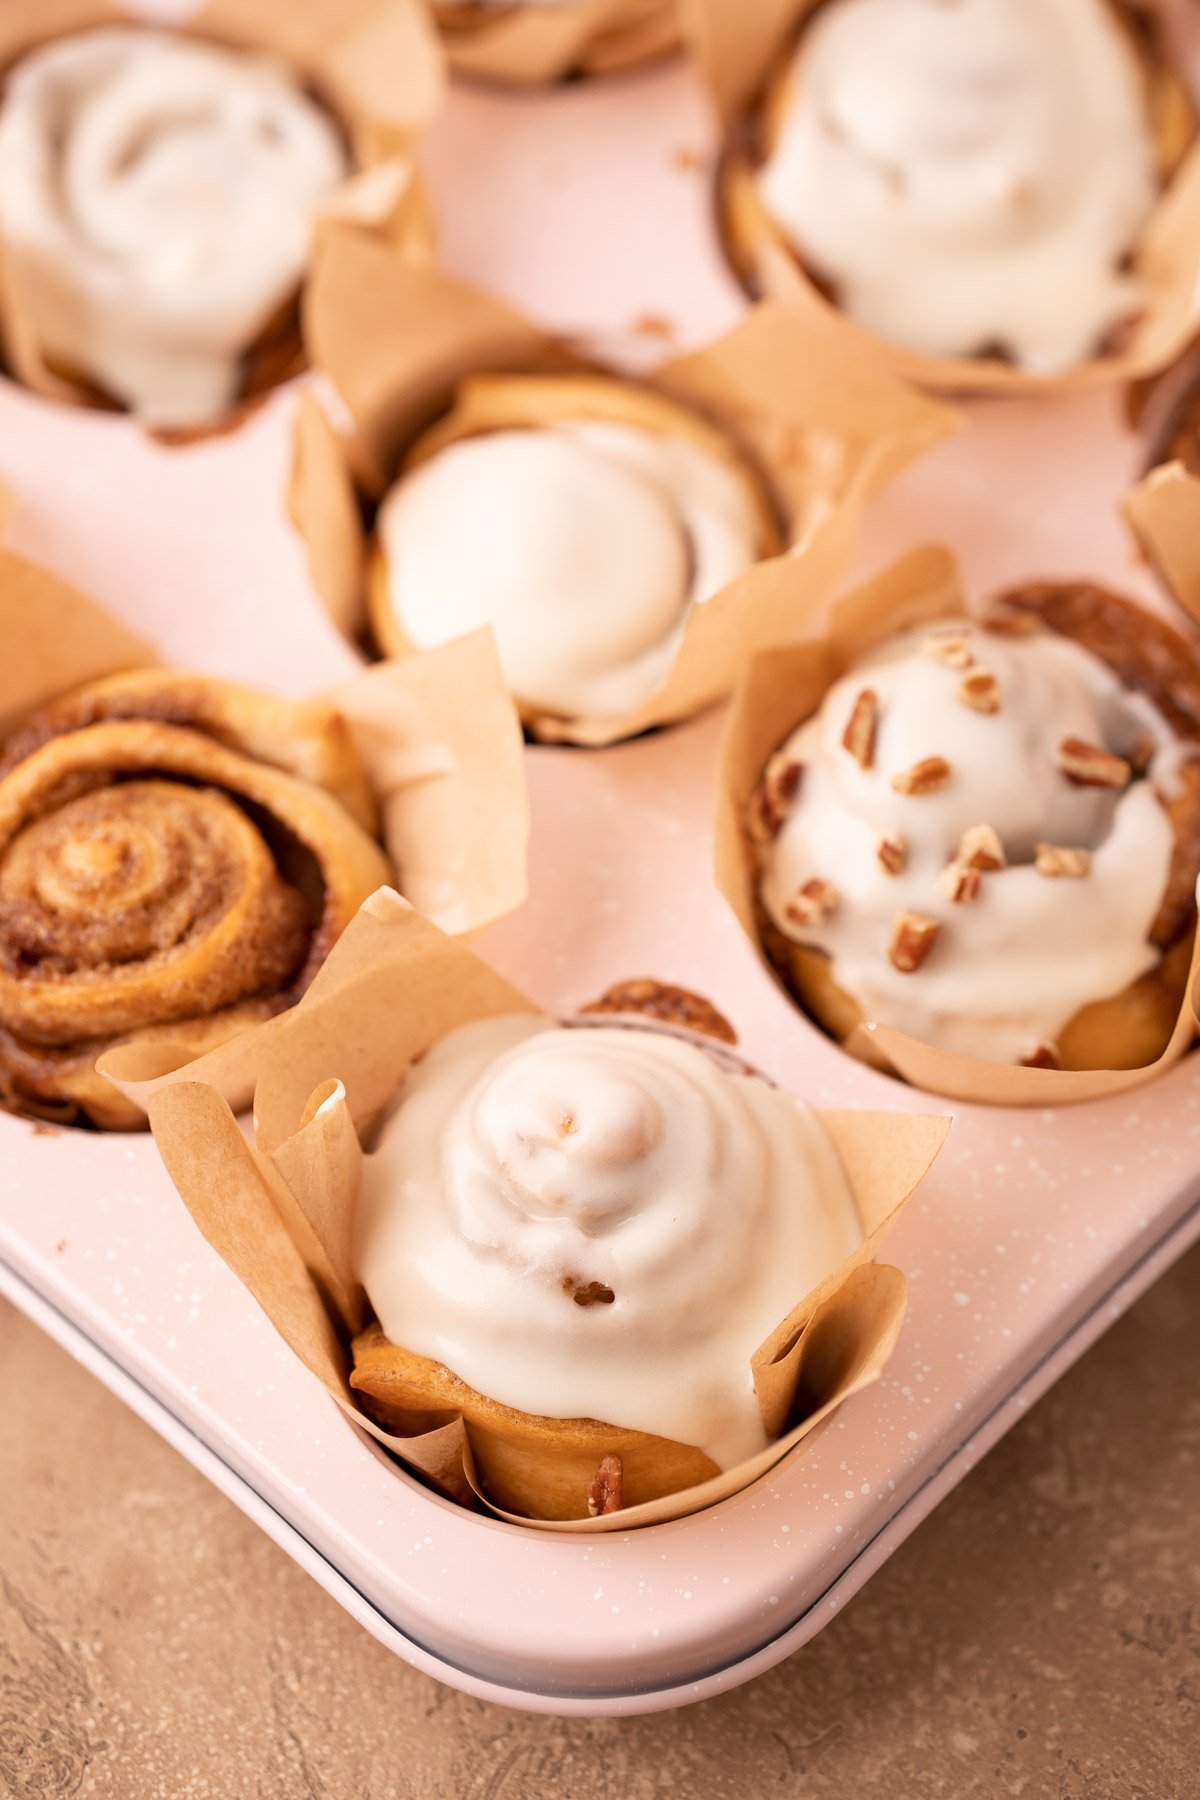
355;1015;861;1468
376;418;763;720
0;29;348;425
758;621;1180;1064
755;0;1159;372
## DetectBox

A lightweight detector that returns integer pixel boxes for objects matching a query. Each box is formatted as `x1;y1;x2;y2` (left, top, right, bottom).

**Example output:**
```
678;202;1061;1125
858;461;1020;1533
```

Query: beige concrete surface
1;1244;1198;1800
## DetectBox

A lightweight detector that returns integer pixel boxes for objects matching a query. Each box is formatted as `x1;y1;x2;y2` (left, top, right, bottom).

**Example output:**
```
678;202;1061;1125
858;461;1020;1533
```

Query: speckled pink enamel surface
2;20;1200;1711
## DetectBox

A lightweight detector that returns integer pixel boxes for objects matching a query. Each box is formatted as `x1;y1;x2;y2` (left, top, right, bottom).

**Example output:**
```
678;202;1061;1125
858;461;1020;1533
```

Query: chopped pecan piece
940;864;981;904
786;877;840;927
892;755;951;796
1034;843;1092;878
957;823;1006;871
1057;737;1130;790
842;688;879;769
958;669;1001;715
982;606;1040;638
877;830;907;875
1127;732;1156;777
888;911;941;973
587;1454;624;1518
749;754;803;843
921;630;974;669
563;1277;616;1307
1020;1042;1062;1070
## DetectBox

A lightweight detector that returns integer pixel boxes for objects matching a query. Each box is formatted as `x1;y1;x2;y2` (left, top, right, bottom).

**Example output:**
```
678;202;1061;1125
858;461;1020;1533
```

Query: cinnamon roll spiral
0;28;348;425
0;671;391;1128
351;1014;861;1513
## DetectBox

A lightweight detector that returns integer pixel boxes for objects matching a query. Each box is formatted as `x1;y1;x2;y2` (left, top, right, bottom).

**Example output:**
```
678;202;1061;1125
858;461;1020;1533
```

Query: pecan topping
1127;732;1155;777
748;754;803;843
563;1277;616;1307
786;877;840;927
842;688;879;769
1020;1042;1062;1070
921;630;974;670
888;911;941;973
982;606;1040;638
877;830;907;875
587;1454;624;1517
940;864;981;904
957;823;1006;871
1057;737;1130;790
892;755;951;796
1034;843;1092;878
958;669;1001;715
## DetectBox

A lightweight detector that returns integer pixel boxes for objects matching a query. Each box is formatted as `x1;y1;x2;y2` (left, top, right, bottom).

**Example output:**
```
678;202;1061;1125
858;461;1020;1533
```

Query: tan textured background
1;1244;1198;1800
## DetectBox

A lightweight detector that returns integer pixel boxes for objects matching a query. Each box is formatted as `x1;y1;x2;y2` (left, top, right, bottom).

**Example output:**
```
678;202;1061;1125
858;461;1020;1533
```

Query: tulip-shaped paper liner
682;0;1200;396
118;886;950;1530
0;0;444;427
715;543;1200;1106
433;0;679;86
289;228;958;746
1126;458;1200;622
0;536;527;1119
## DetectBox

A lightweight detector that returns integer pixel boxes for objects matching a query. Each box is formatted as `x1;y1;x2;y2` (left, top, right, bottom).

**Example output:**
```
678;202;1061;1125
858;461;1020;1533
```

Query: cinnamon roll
432;0;678;85
0;28;349;426
0;670;390;1128
749;585;1200;1071
350;1013;861;1518
368;374;779;727
721;0;1193;375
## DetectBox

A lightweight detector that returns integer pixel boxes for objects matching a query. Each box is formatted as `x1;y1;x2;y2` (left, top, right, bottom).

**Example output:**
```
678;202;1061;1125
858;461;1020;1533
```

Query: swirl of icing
756;619;1182;1064
0;670;390;1127
374;388;768;722
0;28;348;424
355;1014;861;1467
754;0;1158;372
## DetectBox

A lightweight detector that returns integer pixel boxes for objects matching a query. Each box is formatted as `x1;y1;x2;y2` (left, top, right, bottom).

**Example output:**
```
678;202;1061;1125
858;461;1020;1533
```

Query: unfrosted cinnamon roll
350;1013;861;1518
750;586;1200;1071
432;0;679;85
0;670;390;1128
721;0;1193;375
368;374;778;727
0;28;348;426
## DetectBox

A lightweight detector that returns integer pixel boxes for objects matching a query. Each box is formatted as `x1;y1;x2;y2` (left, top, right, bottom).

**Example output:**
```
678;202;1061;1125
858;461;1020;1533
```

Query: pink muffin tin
3;29;1200;1714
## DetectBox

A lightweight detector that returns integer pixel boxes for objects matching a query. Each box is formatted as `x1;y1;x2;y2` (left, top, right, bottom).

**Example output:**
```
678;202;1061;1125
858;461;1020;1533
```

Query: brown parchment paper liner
292;230;958;747
435;0;678;86
0;0;444;428
685;0;1200;397
1126;462;1200;621
0;540;527;1117
124;885;948;1530
715;543;1200;1107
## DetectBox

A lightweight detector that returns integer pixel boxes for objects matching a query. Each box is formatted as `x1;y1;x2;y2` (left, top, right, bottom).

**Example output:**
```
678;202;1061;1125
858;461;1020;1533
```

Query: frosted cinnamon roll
369;374;777;726
750;587;1200;1071
350;1013;860;1517
723;0;1192;374
0;670;390;1128
0;28;348;426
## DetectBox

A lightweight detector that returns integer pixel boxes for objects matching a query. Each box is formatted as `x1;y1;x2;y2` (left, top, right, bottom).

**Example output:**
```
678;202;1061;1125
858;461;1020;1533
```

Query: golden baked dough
350;1321;719;1520
0;671;391;1128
